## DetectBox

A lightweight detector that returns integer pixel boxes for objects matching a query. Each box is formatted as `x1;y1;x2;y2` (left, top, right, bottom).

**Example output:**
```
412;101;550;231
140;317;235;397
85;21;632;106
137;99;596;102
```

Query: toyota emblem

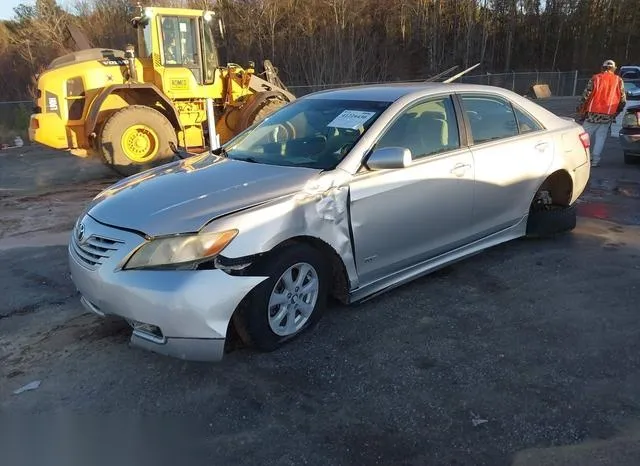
77;222;85;242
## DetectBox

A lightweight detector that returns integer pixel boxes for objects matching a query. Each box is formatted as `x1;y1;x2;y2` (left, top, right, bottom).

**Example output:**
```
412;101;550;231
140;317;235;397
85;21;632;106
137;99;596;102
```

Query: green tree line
0;0;638;102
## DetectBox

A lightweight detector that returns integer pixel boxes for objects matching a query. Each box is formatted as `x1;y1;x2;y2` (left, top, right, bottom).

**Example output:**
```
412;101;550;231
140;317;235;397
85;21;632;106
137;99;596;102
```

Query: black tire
624;151;640;165
232;243;329;352
98;105;177;177
247;98;288;127
526;204;577;238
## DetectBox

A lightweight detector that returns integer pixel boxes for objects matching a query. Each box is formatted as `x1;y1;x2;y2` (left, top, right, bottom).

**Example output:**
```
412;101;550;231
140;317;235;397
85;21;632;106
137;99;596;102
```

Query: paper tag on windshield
327;110;377;130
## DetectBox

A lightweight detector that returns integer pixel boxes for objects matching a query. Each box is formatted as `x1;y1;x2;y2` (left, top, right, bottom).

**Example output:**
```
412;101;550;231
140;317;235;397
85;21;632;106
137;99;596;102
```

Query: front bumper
619;127;640;154
68;214;267;362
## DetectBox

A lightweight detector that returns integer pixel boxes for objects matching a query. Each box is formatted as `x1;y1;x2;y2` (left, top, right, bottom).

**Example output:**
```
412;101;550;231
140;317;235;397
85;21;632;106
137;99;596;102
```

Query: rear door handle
450;163;471;177
535;142;549;152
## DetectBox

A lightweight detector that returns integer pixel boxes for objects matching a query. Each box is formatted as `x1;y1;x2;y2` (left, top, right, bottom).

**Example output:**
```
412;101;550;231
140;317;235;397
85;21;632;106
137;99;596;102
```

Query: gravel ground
1;97;640;466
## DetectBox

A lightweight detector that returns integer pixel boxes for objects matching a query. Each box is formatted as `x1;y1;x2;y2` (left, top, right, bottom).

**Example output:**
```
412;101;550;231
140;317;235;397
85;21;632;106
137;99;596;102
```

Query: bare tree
0;0;639;101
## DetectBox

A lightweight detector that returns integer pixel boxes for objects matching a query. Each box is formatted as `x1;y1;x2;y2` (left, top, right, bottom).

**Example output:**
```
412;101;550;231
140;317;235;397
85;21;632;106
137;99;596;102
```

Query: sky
0;0;29;20
0;0;72;21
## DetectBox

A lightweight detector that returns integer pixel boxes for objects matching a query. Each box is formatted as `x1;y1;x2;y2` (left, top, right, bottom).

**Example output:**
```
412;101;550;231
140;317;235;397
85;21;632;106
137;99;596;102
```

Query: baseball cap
602;59;616;68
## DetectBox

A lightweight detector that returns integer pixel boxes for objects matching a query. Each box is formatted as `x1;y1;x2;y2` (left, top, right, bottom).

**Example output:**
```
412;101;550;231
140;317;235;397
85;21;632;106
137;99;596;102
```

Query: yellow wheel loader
28;5;296;176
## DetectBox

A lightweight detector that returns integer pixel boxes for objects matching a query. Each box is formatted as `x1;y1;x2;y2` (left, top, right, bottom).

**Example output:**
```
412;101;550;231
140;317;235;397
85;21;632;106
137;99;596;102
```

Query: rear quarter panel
552;122;590;204
484;93;590;206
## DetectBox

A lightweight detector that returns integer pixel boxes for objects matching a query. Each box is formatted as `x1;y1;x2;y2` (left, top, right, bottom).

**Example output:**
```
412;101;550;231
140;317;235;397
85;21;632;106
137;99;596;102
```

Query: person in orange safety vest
576;59;626;167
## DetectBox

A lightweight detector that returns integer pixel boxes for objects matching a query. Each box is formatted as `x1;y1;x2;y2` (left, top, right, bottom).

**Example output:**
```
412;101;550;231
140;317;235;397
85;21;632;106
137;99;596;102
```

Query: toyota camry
69;83;591;361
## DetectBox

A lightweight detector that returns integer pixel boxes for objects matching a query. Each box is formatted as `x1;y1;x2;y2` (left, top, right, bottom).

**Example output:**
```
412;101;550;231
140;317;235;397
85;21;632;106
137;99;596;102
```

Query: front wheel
98;105;177;177
232;244;329;352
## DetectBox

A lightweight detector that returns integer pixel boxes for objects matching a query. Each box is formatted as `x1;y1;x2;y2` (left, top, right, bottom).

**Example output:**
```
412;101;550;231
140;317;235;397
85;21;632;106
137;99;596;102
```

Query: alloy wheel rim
268;262;319;336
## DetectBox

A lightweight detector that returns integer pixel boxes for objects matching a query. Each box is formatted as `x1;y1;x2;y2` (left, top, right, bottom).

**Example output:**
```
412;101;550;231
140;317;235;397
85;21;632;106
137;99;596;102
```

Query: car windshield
624;80;640;92
224;98;391;169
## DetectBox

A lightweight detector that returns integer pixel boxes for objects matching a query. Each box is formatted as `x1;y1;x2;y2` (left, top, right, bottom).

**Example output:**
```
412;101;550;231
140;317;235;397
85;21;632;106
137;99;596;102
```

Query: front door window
160;16;199;68
375;96;461;160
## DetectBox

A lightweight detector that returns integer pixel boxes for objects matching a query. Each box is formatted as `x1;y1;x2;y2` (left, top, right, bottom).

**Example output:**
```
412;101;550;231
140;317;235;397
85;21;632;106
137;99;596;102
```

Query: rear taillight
622;112;640;128
30;118;39;130
579;131;590;149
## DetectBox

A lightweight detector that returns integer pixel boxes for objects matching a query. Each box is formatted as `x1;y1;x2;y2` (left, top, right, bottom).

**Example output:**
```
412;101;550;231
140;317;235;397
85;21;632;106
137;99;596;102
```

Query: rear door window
513;105;544;134
460;94;519;144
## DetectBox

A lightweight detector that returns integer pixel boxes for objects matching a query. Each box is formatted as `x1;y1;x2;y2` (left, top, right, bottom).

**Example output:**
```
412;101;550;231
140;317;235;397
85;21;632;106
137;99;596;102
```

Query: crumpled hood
87;155;321;236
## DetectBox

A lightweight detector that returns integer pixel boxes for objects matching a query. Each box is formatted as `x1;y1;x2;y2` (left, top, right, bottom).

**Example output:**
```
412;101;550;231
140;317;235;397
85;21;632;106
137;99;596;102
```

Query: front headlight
124;229;238;270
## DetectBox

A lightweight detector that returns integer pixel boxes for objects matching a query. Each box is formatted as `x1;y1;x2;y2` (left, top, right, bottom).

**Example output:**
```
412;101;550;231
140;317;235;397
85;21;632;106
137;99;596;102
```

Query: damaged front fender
203;169;358;289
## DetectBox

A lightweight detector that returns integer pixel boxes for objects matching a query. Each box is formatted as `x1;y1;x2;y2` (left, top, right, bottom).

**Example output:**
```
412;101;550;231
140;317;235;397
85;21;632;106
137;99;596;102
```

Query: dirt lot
2;97;640;465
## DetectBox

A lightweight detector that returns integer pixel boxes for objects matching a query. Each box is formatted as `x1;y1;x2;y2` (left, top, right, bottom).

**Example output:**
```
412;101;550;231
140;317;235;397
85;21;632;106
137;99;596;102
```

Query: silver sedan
69;83;591;361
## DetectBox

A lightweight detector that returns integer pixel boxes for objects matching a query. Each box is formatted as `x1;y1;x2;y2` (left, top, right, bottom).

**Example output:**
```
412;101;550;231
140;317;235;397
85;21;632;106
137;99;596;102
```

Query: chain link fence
0;70;588;147
288;70;584;97
458;71;581;96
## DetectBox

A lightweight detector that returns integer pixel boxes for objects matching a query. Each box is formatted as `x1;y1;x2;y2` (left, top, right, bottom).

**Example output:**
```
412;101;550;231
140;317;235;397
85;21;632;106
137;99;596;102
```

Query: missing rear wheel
526;203;577;238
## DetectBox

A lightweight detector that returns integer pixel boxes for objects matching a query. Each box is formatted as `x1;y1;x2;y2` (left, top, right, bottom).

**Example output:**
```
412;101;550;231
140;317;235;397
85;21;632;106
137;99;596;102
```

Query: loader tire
247;98;288;127
98;105;177;177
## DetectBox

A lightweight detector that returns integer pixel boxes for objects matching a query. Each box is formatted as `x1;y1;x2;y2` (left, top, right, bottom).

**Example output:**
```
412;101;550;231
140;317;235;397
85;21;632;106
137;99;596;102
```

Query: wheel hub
121;125;159;163
268;262;319;337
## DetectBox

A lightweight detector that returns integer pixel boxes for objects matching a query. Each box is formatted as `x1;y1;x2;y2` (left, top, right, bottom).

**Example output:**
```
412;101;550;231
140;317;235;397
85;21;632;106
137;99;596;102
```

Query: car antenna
425;65;459;82
442;63;481;83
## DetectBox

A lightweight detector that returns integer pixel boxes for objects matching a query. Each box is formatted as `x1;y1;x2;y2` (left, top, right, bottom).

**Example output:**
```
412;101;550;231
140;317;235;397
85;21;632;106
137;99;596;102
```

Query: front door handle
450;163;471;177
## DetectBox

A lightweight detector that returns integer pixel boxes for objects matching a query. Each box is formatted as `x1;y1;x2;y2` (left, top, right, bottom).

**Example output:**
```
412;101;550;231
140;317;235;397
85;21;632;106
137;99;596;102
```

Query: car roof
303;82;518;102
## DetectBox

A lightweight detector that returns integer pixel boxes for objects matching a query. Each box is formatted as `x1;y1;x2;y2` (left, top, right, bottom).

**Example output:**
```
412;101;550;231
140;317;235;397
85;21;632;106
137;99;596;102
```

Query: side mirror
366;147;412;170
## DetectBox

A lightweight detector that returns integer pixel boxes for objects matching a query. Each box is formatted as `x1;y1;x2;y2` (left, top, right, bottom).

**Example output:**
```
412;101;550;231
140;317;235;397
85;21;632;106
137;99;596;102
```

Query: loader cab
131;7;227;95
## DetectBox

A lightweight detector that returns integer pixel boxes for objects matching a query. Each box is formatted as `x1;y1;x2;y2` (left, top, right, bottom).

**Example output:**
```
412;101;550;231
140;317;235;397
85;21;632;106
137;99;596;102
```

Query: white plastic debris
13;380;41;395
471;412;488;427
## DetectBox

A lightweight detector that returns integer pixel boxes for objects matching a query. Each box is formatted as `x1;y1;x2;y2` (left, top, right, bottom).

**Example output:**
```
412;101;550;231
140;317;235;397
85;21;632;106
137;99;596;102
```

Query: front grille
71;232;123;269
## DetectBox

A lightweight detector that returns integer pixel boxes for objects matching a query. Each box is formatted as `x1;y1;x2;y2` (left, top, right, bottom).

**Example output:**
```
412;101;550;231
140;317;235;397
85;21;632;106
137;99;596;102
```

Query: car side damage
209;170;356;298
